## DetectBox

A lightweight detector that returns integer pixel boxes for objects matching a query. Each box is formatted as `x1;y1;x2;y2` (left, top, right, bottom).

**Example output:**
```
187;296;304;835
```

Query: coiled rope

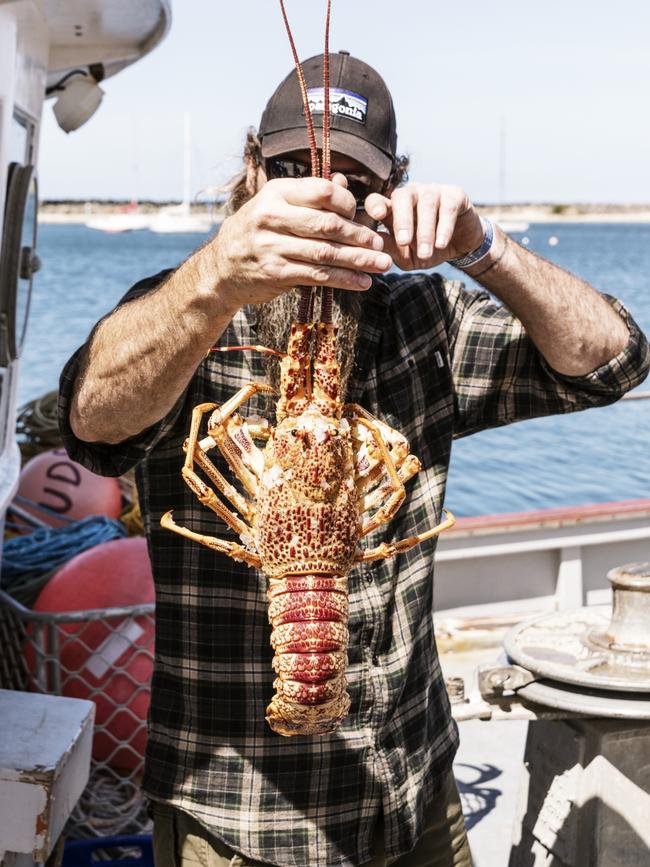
16;389;60;462
1;509;127;606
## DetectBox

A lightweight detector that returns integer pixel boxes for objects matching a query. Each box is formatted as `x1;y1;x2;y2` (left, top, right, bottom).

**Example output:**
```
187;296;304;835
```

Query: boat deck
455;719;528;867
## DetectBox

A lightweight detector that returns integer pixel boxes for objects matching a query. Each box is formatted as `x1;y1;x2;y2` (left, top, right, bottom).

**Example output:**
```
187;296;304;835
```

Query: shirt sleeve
57;269;187;478
442;279;650;439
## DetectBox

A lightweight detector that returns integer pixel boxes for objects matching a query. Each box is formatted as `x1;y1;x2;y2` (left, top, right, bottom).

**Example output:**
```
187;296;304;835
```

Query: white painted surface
435;508;650;617
0;690;94;860
45;0;171;82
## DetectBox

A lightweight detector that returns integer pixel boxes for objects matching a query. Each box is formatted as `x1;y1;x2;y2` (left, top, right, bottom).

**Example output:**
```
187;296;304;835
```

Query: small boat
147;204;215;234
495;219;530;234
148;114;217;234
85;202;150;233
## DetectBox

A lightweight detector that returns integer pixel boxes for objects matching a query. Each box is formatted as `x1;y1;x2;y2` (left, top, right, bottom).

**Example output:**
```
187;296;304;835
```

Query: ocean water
21;222;650;516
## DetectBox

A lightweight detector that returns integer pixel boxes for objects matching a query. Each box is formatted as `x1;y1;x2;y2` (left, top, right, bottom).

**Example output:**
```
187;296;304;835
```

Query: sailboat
85;200;150;233
148;114;216;234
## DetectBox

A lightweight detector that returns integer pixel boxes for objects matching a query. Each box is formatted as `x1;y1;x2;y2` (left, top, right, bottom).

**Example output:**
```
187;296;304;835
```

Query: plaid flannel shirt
58;270;649;867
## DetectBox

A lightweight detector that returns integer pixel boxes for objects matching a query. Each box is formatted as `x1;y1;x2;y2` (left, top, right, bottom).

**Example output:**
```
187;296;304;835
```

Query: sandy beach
37;201;650;225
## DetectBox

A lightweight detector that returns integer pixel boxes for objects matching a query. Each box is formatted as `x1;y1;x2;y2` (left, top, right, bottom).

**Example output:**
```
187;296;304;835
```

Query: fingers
365;184;472;266
330;172;349;189
262;258;374;292
265;204;385;252
365;193;391;224
280;237;392;276
435;190;465;249
274;176;357;220
416;189;439;258
390;186;416;251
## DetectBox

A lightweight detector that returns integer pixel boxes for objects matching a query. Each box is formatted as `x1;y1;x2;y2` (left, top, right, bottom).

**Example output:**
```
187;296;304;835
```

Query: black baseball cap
259;51;397;180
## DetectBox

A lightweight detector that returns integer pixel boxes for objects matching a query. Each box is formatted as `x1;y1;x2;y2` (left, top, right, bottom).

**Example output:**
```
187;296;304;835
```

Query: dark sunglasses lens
268;158;311;179
347;179;371;208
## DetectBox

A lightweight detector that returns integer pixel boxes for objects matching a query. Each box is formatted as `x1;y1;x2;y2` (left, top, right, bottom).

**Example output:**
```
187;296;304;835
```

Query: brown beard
255;288;363;400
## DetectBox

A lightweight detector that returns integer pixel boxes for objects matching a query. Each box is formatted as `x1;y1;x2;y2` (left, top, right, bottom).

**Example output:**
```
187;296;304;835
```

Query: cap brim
261;128;393;180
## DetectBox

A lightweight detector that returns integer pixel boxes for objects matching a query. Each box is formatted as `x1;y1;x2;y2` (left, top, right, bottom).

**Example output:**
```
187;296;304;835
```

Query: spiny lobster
161;0;455;736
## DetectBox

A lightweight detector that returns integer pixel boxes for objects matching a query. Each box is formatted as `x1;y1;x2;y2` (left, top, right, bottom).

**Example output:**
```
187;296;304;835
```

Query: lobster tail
266;574;351;736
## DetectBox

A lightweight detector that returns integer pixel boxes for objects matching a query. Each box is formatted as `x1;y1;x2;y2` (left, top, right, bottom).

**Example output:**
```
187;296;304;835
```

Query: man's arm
70;177;392;445
366;185;629;375
461;225;629;375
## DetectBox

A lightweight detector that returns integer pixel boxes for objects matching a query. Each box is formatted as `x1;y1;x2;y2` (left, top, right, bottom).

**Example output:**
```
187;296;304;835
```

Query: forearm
70;245;238;444
464;226;629;376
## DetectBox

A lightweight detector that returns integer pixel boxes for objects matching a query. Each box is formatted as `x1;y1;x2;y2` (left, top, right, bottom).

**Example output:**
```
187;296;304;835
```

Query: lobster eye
291;429;298;436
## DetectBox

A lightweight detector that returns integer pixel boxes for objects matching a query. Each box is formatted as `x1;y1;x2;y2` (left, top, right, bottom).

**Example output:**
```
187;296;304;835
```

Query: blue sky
39;0;650;203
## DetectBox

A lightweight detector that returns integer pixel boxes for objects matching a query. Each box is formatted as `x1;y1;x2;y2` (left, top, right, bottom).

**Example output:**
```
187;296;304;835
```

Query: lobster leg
207;383;276;497
160;511;261;568
189;447;255;523
344;404;407;537
180;401;257;532
360;454;421;515
355;510;456;562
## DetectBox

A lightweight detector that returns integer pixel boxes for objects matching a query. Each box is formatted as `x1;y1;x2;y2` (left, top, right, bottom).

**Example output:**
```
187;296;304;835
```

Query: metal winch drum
489;563;650;867
499;562;650;717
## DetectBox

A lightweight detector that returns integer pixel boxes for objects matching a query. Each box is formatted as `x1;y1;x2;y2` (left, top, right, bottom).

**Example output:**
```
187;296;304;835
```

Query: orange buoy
16;448;122;528
31;537;155;771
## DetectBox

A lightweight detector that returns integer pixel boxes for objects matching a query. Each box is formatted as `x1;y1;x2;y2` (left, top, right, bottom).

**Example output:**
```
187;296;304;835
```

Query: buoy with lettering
16;448;122;528
31;537;155;770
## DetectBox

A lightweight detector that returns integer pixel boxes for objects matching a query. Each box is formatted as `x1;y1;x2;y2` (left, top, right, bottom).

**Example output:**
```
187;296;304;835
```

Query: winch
487;562;650;718
451;562;650;867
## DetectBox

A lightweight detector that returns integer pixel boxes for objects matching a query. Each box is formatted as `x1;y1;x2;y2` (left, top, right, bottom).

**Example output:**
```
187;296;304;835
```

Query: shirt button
372;654;380;667
364;573;374;584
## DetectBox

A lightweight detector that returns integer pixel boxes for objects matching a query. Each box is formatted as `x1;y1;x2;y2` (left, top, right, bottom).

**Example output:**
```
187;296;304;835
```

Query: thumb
364;192;393;227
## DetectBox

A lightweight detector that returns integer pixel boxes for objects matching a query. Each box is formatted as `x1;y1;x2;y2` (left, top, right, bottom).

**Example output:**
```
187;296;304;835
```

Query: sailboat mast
498;115;507;209
183;112;191;214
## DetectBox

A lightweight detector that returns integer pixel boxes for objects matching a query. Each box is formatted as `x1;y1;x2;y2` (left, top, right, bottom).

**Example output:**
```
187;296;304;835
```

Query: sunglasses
265;156;383;210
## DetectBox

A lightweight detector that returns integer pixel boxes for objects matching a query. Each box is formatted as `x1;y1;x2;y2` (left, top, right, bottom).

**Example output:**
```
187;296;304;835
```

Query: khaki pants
151;772;473;867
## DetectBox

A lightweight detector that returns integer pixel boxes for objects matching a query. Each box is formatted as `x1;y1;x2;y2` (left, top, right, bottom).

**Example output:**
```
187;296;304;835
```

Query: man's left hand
364;184;484;271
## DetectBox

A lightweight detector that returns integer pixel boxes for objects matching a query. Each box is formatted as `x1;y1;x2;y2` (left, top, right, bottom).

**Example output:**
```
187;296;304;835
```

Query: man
59;52;649;867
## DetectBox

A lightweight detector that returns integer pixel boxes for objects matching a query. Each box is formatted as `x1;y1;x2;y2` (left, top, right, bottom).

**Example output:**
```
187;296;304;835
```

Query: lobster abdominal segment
266;572;351;736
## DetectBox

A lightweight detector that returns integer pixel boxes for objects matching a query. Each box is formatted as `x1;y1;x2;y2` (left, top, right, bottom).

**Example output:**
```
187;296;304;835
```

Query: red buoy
17;448;122;528
31;537;155;771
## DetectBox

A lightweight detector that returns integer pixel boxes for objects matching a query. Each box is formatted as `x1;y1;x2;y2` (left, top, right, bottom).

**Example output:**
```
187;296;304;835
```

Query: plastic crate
63;835;154;867
0;588;154;837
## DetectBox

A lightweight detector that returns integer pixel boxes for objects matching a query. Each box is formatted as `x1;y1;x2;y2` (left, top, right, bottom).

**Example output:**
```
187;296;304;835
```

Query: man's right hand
211;177;393;310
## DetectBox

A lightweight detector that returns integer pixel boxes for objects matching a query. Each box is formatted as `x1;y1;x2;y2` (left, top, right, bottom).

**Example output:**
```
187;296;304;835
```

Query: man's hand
365;183;484;271
212;177;393;310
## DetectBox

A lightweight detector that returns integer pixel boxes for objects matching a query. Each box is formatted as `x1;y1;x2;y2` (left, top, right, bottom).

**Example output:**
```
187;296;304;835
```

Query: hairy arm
70;248;235;444
70;177;391;445
366;185;629;375
463;225;629;375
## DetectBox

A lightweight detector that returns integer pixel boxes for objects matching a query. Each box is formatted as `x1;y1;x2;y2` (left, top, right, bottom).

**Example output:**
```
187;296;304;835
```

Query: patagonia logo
306;87;367;124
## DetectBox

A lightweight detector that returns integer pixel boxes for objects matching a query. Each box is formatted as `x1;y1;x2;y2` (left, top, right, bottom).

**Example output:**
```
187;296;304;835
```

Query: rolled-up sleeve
57;269;186;477
444;281;650;439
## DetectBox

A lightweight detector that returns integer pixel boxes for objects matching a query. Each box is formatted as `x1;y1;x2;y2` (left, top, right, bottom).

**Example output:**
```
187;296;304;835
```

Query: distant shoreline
37;201;650;226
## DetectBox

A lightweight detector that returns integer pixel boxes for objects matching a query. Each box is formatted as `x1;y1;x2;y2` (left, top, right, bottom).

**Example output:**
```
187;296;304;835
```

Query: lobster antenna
210;345;287;359
278;0;320;178
279;1;335;325
322;0;332;181
320;0;334;324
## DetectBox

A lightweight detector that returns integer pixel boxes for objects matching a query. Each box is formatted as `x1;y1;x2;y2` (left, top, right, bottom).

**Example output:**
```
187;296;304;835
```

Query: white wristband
448;218;494;270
